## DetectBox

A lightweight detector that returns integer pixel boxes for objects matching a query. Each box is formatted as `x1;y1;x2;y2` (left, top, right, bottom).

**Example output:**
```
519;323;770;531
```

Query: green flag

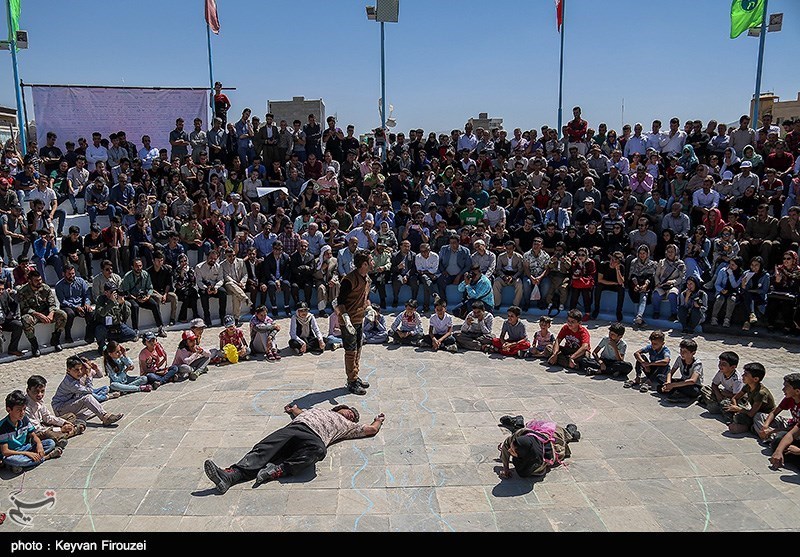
7;0;20;39
730;0;765;39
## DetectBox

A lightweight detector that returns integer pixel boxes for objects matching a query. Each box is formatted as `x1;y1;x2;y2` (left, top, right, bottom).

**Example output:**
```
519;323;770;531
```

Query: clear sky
2;0;798;134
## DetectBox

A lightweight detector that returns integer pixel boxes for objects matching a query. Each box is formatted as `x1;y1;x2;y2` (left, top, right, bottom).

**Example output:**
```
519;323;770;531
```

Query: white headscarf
318;245;332;271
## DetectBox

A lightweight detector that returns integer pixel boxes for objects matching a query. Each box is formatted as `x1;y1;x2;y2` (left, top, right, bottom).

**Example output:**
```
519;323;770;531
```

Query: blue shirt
0;414;34;451
33;237;59;260
254;232;277;258
457;273;494;307
640;343;671;376
109;183;135;208
55;276;91;307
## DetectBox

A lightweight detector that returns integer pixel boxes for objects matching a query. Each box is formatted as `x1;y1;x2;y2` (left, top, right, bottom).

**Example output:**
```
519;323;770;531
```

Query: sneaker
101;413;124;426
139;385;152;392
204;459;237;495
157;327;167;338
723;319;731;328
669;313;678;322
169;319;176;326
292;347;301;355
46;447;63;460
151;381;161;390
709;318;719;326
254;463;284;487
188;371;198;381
331;342;342;351
108;391;122;399
634;316;644;327
517;349;527;358
388;337;398;344
347;381;367;395
582;313;590;322
356;377;370;389
446;344;458;353
565;423;581;442
749;312;758;324
266;351;276;361
742;321;751;331
272;349;281;361
56;438;69;449
9;465;23;474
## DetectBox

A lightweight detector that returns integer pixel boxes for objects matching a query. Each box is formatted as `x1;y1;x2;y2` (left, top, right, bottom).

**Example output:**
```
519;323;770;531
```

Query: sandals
639;382;651;393
101;413;124;426
267;349;281;361
623;379;641;389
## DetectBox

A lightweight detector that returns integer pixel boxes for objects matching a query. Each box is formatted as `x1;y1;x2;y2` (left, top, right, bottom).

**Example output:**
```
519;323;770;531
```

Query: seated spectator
454;301;493;352
765;250;800;334
486;305;530;357
219;314;250;361
677;276;707;333
51;356;123;426
709;256;743;327
249;305;281;360
55;263;95;344
288;303;325;355
658;338;703;402
0;389;63;474
420;297;457;352
543;241;571;312
627;245;657;327
172;330;212;381
548;309;591;370
492;240;524;311
725;362;775;435
24;375;85;447
582;322;632;378
32;228;63;281
568;247;595;320
138;331;181;387
651;244;685;322
740;256;770;330
103;341;151;394
388;299;423;346
362;304;388;344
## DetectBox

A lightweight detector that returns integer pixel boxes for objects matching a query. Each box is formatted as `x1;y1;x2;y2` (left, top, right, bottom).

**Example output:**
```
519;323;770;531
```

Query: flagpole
206;19;215;123
557;0;566;136
6;0;25;154
751;0;768;127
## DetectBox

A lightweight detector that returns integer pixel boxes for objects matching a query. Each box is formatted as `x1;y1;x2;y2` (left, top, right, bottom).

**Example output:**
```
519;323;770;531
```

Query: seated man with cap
204;403;385;494
94;282;138;350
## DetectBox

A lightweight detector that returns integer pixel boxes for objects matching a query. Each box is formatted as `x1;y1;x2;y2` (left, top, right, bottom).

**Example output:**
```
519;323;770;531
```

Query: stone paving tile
387;513;451;532
594;505;664;532
73;514;132;532
544;507;609;532
493;509;554;532
136;489;193;516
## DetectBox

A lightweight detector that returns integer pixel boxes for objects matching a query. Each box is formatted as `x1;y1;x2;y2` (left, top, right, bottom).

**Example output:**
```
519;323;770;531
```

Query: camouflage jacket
17;283;58;315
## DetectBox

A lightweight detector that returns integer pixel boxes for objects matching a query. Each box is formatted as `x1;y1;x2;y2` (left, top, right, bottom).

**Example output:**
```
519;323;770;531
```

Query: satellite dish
386;118;396;128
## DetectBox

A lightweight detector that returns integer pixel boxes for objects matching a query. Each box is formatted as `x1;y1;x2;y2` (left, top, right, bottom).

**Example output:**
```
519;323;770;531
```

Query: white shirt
66;166;90;191
429;312;453;335
195;261;224;290
458;133;478;153
484;206;506;228
29;186;57;208
662;131;687;156
138;147;160;170
86;144;109;171
624;135;647;158
646;131;667;153
415;252;439;275
711;369;744;395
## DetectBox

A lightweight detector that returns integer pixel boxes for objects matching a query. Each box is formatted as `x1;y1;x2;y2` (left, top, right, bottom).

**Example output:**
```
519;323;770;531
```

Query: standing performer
336;250;373;395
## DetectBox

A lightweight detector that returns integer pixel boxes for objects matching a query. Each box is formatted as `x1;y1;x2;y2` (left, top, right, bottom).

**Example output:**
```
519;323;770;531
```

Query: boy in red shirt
219;315;250;361
548;309;591;370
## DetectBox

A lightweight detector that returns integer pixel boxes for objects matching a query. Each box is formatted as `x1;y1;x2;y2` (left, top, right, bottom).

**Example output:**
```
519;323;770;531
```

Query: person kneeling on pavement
497;415;580;479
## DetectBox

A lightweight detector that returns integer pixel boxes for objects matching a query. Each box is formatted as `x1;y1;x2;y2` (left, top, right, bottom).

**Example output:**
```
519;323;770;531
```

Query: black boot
29;337;40;357
50;331;63;352
203;459;242;495
566;423;581;442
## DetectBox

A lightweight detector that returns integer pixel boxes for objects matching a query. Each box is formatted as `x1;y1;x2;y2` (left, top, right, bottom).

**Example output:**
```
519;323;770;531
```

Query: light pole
366;0;398;162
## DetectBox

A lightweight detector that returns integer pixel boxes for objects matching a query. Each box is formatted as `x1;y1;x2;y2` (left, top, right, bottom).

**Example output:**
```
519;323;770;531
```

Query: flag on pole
730;0;764;39
205;0;220;34
555;0;563;32
8;0;20;37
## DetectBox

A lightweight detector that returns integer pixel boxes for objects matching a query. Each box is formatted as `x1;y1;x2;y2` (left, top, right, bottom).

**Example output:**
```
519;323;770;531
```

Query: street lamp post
366;0;398;162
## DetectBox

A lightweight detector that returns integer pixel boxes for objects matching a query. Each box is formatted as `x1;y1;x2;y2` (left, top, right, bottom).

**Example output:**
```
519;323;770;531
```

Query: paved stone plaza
0;314;798;533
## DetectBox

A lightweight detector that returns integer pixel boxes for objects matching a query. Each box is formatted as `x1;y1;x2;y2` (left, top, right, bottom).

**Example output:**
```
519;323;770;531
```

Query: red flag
555;0;563;32
205;0;220;34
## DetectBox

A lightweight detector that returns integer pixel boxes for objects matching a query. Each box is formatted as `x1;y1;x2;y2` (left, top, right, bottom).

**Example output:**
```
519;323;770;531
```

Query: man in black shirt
148;250;177;327
60;226;89;279
513;217;540;254
82;224;106;277
573;198;603;232
39;132;63;176
540;222;563;256
592;251;626;322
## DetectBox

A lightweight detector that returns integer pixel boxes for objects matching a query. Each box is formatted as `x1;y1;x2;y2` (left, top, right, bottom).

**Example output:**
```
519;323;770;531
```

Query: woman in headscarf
314;245;339;316
719;147;740;177
702;208;726;239
651;243;686;322
288;302;325;355
173;253;199;322
677;275;708;333
684;225;712;281
766;250;800;334
740;256;770;330
709;255;744;328
377;220;397;249
653;228;677;261
741;145;764;176
498;418;580;479
735;184;762;219
678;145;699;178
627;244;657;327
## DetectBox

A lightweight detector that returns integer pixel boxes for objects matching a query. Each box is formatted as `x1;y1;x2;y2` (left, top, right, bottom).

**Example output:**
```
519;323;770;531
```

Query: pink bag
524;419;562;467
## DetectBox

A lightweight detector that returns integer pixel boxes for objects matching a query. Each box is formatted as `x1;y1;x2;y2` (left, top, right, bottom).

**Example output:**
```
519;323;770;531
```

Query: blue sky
2;0;798;134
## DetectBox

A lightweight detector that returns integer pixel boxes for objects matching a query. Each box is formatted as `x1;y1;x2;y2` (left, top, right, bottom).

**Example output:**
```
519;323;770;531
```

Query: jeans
593;284;624;320
2;439;57;470
87;204;116;224
522;277;550;310
33;254;63;281
200;289;227;325
678;306;705;331
145;365;181;385
650;289;679;318
128;296;163;328
94;322;138;349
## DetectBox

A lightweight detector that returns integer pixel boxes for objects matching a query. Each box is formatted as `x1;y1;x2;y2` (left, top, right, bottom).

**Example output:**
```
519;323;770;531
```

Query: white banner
31;86;209;154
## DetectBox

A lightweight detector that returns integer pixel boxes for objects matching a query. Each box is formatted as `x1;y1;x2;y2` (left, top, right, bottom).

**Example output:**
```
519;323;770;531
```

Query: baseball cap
190;318;207;329
142;331;157;343
675;166;685;173
741;160;753;168
223;315;235;327
182;330;197;341
722;170;734;180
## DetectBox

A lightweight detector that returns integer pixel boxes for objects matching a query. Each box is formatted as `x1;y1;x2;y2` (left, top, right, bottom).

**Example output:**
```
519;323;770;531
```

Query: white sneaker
445;344;458;353
558;304;564;312
332;342;342;351
749;312;758;324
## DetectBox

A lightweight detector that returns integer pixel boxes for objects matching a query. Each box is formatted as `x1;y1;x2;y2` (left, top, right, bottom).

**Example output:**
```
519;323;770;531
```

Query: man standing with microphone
336;250;373;395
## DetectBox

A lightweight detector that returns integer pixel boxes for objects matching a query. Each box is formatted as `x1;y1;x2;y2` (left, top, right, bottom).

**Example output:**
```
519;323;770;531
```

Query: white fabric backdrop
31;86;208;153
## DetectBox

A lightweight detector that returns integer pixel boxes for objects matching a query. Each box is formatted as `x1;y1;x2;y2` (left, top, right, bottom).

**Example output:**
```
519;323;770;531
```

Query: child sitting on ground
725;362;776;435
139;331;181;386
758;373;800;445
420;297;457;352
658;338;703;402
249;305;281;360
50;356;123;426
582;322;633;377
25;375;85;447
79;356;119;402
219;315;251;361
325;312;343;351
698;351;743;414
389;299;424;346
173;330;212;380
363;304;388;344
626;330;671;391
525;316;555;358
104;341;152;393
548;309;591;370
487;305;531;357
1;390;62;474
288;303;325;355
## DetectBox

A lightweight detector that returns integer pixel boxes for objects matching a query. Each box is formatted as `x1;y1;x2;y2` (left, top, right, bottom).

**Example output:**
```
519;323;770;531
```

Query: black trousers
593;284;625;320
129;297;163;328
62;306;96;341
1;318;23;351
200;289;227;326
233;422;327;480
